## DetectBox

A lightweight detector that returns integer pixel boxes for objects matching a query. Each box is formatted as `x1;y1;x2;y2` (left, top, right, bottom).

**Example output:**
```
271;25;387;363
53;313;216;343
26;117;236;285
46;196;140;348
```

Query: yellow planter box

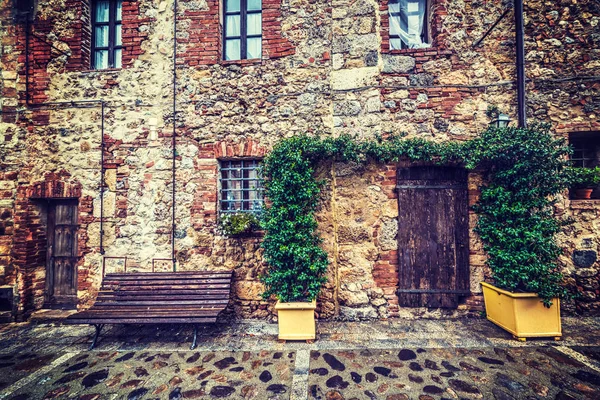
275;300;316;341
481;282;562;341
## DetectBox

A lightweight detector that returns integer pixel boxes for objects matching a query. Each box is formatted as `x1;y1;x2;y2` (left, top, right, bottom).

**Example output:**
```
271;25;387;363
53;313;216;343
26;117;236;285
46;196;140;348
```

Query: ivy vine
260;124;571;306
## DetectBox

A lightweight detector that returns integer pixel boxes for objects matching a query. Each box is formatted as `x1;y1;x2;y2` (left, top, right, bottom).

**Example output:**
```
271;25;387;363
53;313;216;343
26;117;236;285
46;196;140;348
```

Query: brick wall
11;173;85;320
178;0;294;65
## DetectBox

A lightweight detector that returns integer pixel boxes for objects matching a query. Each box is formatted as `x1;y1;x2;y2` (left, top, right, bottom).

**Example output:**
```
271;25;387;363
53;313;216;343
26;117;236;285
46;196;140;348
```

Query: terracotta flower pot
574;188;594;199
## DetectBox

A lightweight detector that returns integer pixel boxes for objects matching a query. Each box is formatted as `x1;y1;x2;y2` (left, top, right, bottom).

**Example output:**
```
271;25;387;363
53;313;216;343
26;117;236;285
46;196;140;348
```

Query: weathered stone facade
0;0;599;321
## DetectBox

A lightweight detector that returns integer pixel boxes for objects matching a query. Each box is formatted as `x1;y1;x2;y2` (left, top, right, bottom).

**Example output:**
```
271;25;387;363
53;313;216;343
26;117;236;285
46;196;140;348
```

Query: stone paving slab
0;352;64;392
569;346;600;369
1;317;600;399
4;350;295;400
308;347;600;399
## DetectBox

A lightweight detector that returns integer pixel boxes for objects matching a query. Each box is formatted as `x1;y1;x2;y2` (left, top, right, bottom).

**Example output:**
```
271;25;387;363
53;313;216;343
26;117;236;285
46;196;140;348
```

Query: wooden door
45;200;79;308
396;167;469;308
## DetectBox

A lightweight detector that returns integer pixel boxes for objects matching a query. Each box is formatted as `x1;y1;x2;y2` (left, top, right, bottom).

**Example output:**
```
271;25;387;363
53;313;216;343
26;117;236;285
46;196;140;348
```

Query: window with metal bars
571;139;598;168
92;0;123;69
223;0;262;60
388;0;430;50
220;160;264;214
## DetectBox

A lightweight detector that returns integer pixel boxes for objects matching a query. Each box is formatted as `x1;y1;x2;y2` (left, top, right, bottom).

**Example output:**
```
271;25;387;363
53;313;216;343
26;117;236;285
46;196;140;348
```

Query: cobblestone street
1;317;600;399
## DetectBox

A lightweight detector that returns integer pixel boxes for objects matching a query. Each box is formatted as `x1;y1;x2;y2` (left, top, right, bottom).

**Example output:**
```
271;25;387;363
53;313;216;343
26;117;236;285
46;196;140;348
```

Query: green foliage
565;166;600;189
466;124;571;306
218;212;261;236
485;105;500;119
261;125;572;306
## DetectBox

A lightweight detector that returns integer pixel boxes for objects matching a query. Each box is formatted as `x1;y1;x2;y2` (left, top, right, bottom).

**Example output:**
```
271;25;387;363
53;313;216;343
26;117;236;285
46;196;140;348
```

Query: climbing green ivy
260;124;572;306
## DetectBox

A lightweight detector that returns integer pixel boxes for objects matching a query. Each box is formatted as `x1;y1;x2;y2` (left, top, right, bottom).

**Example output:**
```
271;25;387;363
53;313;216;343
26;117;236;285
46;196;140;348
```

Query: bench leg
89;324;104;350
190;325;198;350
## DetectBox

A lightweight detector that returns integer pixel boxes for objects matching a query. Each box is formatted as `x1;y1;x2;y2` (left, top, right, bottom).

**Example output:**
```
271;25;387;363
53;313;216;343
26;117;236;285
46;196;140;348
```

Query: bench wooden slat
68;317;219;324
93;300;230;307
105;270;231;275
104;272;232;279
74;308;222;316
102;279;232;286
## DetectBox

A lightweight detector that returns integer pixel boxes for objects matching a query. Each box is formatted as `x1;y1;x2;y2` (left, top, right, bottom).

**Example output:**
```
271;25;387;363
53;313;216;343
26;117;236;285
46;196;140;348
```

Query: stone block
382;55;416;74
330;67;379;90
575;268;598;278
572;250;597;268
87;222;116;248
105;169;117;192
339;305;377;321
379;218;398;251
93;191;116;218
333;101;362;116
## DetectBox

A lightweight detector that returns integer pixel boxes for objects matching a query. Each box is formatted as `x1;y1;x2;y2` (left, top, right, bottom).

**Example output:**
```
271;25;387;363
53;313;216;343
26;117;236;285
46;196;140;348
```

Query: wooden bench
66;271;233;350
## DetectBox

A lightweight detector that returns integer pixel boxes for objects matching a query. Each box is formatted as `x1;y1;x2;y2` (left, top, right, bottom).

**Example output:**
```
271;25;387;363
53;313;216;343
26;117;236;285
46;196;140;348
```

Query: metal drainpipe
100;101;105;254
514;0;527;127
172;0;178;271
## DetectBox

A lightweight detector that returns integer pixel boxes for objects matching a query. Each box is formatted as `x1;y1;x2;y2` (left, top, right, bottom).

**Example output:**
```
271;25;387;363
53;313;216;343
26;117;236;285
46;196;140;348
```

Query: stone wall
0;0;598;320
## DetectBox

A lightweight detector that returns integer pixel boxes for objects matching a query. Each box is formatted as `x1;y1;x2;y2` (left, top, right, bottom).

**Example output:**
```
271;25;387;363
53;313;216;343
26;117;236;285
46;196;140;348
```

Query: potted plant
259;137;329;341
467;124;571;341
218;212;262;237
566;166;600;199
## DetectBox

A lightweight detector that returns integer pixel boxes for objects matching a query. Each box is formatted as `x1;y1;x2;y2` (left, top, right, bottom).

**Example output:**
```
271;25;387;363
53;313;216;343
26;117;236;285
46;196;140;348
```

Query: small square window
388;0;431;50
224;0;262;60
220;160;264;214
92;0;123;69
569;132;600;200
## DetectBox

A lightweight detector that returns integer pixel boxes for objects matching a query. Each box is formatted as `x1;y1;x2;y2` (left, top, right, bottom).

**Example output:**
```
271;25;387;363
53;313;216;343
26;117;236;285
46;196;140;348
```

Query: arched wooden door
396;167;470;308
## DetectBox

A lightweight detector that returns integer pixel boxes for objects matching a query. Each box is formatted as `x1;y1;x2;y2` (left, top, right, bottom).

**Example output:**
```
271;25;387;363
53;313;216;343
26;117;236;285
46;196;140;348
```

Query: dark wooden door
46;200;79;308
396;167;469;308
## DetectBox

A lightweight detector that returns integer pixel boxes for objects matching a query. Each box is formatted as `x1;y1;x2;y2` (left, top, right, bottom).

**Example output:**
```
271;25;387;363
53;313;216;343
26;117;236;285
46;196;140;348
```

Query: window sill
569;199;600;209
220;58;262;66
224;230;265;239
384;46;451;57
78;68;122;75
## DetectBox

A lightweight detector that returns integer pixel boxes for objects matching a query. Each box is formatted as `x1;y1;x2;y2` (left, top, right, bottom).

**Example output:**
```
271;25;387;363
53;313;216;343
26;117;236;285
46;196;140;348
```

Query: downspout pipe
172;0;178;271
514;0;527;127
100;101;105;254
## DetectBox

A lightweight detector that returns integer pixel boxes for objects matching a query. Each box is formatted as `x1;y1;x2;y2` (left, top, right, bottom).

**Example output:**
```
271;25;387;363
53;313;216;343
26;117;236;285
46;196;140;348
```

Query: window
223;0;262;60
569;132;600;199
220;160;263;213
92;0;123;69
570;137;599;168
389;0;430;50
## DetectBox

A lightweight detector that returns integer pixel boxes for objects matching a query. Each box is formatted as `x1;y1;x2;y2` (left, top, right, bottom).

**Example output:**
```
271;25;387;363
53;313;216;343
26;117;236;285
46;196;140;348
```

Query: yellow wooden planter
275;300;316;341
481;282;562;341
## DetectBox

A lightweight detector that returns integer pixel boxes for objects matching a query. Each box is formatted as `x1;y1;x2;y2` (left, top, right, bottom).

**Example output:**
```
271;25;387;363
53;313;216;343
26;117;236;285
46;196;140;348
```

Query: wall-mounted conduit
172;0;178;271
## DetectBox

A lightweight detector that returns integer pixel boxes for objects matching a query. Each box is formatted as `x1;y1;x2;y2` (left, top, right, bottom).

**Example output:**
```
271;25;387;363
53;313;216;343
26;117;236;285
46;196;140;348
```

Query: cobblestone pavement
0;317;599;399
